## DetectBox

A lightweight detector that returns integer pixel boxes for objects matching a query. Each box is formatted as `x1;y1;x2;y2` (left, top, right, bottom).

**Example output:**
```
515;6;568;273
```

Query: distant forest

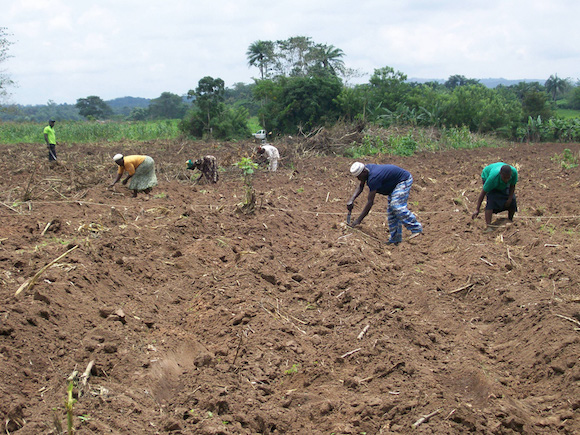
0;78;547;123
1;35;579;144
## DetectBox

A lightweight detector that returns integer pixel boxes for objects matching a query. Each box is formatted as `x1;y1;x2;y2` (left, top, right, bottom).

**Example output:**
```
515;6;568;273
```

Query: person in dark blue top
346;162;423;245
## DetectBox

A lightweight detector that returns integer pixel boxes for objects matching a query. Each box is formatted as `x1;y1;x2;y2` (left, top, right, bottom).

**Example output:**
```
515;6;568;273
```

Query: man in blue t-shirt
346;162;423;245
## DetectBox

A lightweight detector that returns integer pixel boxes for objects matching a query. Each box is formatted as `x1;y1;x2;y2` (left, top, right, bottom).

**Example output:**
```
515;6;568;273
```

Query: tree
503;81;544;102
309;44;345;76
186;76;225;138
248;37;347;79
440;84;521;134
545;74;571;101
277;36;313;77
367;66;410;115
0;27;15;103
148;92;188;119
75;96;113;119
569;86;580;110
129;107;149;121
521;89;552;121
246;40;275;80
254;74;342;134
444;74;479;90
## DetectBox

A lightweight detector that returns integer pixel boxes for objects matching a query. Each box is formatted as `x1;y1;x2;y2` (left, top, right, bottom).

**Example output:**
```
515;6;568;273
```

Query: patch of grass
388;133;417;156
551;148;579;169
247;116;262;134
555;108;580;119
540;224;556;234
344;135;385;158
0;120;181;144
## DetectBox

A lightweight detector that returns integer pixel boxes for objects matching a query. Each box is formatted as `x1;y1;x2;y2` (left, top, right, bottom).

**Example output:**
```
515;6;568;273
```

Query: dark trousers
486;188;517;213
47;144;57;161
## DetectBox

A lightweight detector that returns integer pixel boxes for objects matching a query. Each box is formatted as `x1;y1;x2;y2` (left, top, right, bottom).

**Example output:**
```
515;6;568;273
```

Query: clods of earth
0;139;579;434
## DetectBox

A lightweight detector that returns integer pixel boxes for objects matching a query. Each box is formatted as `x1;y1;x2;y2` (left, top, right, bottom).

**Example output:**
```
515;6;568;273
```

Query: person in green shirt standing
43;120;58;161
472;162;518;228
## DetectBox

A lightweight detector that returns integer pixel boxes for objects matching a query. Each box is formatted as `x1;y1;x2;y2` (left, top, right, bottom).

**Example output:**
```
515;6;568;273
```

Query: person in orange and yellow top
109;154;158;197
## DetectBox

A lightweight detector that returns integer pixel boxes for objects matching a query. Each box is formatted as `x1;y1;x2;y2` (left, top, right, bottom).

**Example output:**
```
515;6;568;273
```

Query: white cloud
3;0;580;105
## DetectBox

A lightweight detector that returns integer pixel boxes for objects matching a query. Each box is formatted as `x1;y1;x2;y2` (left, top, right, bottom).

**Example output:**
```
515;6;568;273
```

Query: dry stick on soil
14;245;79;297
80;360;95;386
412;408;441;429
480;257;495;267
340;348;361;359
260;302;306;335
22;162;39;201
41;221;52;236
448;282;476;295
554;314;580;329
231;334;243;366
1;201;23;214
357;324;370;340
505;230;519;240
506;247;519;268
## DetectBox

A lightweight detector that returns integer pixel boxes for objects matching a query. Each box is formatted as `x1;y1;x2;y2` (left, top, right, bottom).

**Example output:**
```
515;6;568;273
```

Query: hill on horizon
408;77;545;88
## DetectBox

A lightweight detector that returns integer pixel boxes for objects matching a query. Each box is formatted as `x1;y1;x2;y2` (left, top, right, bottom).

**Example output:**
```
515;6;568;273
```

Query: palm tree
317;44;345;76
246;40;275;80
545;74;570;101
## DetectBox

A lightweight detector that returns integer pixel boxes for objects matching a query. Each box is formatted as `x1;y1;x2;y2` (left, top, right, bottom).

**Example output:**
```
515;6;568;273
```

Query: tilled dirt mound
0;140;579;434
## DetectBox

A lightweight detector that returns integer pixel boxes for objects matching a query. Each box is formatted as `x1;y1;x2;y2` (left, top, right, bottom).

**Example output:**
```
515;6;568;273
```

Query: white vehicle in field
252;129;267;141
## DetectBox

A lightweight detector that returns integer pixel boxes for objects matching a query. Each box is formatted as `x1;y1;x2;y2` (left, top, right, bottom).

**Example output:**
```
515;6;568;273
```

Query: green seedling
65;381;76;434
234;157;258;214
284;364;299;375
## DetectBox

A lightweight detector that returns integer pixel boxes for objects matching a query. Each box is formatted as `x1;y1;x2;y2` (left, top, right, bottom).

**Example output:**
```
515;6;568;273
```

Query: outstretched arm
109;172;122;188
505;184;515;207
351;190;376;227
347;181;365;210
472;188;486;219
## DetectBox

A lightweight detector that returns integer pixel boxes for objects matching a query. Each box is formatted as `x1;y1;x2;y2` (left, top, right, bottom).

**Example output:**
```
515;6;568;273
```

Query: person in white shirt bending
257;144;280;172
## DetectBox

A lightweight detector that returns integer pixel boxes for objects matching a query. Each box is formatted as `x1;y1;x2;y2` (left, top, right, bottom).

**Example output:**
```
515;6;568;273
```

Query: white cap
113;154;124;162
350;162;365;177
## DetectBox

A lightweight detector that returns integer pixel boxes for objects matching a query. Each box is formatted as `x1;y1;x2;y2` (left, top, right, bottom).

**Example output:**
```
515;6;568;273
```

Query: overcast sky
3;0;579;105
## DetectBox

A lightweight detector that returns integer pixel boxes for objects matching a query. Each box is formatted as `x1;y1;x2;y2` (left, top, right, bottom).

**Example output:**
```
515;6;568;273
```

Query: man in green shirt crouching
43;119;58;161
472;162;518;228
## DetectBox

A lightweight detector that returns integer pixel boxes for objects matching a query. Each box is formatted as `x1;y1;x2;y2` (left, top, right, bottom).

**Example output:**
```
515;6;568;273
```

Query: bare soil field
0;139;579;434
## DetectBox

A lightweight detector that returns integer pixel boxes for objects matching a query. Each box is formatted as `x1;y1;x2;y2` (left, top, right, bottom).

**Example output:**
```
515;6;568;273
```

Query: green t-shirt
481;162;518;192
43;125;56;144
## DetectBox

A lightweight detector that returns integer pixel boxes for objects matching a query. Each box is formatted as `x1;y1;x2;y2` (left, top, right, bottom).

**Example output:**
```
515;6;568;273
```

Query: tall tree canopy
444;74;480;90
75;96;113;119
246;40;275;80
544;74;571;101
0;27;15;103
148;92;188;119
247;36;345;79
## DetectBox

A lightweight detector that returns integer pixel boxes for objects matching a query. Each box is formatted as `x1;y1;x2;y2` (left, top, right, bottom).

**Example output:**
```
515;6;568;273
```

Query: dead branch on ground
15;245;79;297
